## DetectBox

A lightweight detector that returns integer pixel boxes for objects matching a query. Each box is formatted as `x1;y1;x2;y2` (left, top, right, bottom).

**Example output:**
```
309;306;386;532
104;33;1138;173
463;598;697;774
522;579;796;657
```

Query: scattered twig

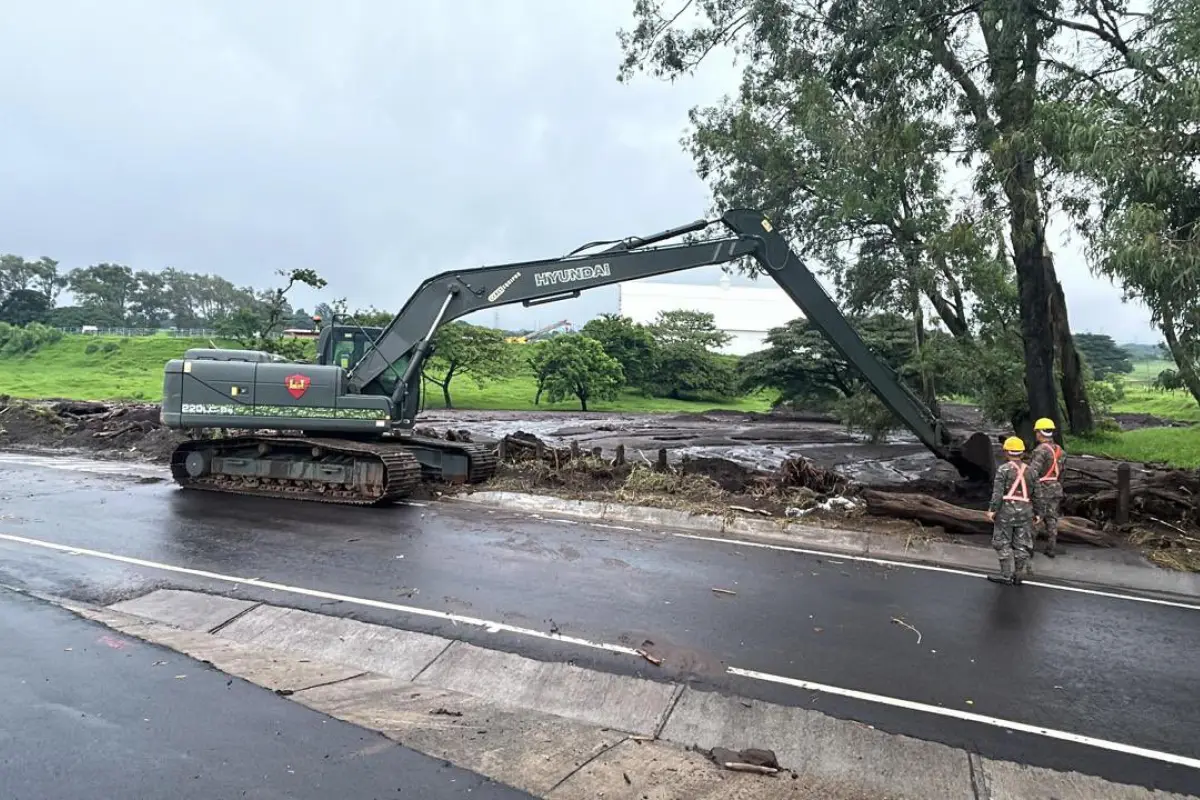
891;617;922;644
1067;466;1116;485
711;587;737;596
721;762;779;775
729;504;770;516
1147;515;1190;536
636;649;663;666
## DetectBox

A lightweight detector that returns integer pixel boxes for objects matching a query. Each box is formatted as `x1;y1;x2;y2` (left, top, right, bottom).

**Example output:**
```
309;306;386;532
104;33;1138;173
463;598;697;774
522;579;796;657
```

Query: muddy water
416;407;989;486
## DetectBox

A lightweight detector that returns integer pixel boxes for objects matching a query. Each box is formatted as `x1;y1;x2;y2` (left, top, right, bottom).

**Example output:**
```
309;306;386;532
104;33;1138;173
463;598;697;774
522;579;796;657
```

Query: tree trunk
1002;161;1061;443
578;394;588;411
860;490;1114;546
441;382;453;409
1162;311;1200;406
1043;243;1094;434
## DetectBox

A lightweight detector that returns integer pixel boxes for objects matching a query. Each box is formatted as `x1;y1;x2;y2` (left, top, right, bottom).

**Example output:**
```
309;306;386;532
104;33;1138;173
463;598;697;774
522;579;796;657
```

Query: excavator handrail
345;208;991;481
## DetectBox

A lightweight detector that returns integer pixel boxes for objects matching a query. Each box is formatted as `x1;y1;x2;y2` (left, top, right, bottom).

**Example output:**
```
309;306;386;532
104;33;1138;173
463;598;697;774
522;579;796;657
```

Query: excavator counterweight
160;208;994;505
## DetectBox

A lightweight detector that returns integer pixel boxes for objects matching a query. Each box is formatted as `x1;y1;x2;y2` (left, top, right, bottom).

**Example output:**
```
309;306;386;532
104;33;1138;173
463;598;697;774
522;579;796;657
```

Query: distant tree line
0;255;321;335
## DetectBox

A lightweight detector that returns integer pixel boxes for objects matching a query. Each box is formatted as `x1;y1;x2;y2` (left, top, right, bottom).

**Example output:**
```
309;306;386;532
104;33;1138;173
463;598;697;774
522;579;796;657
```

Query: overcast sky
0;0;1160;343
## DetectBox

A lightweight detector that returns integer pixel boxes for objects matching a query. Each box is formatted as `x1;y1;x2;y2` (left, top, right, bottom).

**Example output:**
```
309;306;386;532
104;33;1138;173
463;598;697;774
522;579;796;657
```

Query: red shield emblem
285;373;311;399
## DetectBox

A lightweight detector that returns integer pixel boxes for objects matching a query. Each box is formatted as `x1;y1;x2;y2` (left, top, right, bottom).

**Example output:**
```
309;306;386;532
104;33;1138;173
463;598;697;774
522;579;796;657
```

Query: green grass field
1125;358;1174;385
0;334;774;413
0;335;226;401
1067;427;1200;469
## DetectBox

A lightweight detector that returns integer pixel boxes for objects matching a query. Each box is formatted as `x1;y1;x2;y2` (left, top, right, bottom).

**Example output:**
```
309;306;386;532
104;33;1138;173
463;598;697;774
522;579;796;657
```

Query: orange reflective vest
1003;463;1031;503
1038;444;1062;483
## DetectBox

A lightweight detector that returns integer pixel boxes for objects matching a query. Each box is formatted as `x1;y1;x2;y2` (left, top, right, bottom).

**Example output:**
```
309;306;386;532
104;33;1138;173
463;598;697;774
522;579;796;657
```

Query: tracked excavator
160;208;995;505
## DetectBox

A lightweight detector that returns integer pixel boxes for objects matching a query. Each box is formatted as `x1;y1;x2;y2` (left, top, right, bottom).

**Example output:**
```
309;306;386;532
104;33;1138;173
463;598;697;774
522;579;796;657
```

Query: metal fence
53;327;218;338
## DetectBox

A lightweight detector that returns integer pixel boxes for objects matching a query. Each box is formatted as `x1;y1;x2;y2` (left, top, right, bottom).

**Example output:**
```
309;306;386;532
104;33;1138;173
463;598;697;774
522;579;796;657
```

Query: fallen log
861;490;1116;547
50;400;111;416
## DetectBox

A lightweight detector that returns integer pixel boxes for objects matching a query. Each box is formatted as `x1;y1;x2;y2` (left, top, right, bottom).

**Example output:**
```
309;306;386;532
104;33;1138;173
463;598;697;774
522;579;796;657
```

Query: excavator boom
161;208;993;505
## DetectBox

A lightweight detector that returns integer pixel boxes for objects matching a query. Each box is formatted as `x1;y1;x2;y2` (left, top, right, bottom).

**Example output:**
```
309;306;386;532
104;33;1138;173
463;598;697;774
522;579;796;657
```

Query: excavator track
405;435;500;484
170;435;423;506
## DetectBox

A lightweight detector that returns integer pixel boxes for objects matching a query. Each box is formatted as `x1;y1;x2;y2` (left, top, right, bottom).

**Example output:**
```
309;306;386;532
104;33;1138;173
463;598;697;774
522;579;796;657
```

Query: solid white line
0;532;642;658
728;666;1200;770
672;532;1200;612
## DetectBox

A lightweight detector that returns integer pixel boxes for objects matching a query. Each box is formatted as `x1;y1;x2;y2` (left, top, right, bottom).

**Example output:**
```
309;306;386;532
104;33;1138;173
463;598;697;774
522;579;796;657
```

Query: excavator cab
315;324;384;371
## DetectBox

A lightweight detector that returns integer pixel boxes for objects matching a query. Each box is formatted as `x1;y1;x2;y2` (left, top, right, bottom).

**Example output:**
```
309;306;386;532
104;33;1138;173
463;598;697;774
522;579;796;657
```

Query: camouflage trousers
1036;481;1064;550
992;505;1034;578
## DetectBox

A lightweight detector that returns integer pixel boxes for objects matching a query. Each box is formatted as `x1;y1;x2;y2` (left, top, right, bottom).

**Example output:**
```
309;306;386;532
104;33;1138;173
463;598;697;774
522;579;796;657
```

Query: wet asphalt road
1;454;1199;795
0;585;532;800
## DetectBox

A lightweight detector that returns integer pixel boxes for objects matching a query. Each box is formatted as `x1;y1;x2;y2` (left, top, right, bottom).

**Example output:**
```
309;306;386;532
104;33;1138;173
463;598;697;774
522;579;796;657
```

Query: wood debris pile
50;400;164;439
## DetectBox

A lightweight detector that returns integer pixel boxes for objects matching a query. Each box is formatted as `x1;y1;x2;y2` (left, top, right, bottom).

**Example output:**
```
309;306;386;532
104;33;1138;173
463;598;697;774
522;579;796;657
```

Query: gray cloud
0;0;1159;343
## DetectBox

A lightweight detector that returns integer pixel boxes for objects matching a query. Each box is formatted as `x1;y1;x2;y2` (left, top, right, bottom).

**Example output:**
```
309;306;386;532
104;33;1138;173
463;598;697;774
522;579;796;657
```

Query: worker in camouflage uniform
1027;417;1066;557
986;436;1041;585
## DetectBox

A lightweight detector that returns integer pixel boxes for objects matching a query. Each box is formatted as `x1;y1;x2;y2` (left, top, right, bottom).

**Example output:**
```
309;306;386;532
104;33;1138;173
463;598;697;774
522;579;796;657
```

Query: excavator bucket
954;431;997;482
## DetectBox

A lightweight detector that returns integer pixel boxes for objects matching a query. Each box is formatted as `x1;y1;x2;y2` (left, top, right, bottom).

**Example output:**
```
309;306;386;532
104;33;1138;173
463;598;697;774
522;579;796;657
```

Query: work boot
987;574;1013;585
1013;558;1028;585
988;557;1015;584
1044;542;1057;558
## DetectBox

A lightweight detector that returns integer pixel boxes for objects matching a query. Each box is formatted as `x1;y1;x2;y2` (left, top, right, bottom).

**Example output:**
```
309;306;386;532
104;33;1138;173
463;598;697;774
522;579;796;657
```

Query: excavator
159;208;995;505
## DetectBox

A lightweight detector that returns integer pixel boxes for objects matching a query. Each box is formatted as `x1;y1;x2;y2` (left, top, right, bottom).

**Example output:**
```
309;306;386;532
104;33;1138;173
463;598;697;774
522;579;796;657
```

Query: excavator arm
349;208;993;482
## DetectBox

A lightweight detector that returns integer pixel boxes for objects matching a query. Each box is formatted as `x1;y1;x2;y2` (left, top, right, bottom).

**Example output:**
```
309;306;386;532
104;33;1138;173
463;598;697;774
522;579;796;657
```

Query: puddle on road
0;450;166;481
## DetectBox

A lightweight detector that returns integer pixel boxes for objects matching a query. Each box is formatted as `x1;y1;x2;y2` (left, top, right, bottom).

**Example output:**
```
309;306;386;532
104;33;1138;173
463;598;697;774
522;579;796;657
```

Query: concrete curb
35;586;1198;800
454;490;1200;601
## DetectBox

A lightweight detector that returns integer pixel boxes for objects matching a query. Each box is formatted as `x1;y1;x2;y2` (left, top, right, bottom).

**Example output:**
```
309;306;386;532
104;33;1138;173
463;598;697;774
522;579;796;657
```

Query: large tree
581;313;658;390
533;334;625;411
616;0;1115;435
1039;0;1200;408
421;321;513;408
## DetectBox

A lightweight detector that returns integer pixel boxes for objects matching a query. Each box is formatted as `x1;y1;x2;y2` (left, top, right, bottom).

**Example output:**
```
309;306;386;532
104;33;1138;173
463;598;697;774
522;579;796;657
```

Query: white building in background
617;275;803;356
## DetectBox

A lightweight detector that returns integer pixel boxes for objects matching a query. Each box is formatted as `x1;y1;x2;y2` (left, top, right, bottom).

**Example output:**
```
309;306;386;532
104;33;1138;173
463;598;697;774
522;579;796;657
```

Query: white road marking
5;529;1197;766
673;532;1200;612
0;532;642;658
728;666;1200;770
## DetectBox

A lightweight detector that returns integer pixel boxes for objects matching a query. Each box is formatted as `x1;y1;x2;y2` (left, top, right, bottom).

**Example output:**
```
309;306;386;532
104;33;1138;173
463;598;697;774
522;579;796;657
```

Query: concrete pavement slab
418;641;679;736
109;622;366;693
295;673;626;796
980;758;1196;799
216;603;453;680
546;737;878;800
660;687;973;800
109;587;258;631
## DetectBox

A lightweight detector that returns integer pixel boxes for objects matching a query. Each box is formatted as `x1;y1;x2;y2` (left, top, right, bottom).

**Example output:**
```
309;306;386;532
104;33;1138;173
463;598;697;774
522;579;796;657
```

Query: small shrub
1154;369;1184;392
0;321;64;357
833;392;900;444
1086;379;1121;416
85;342;100;354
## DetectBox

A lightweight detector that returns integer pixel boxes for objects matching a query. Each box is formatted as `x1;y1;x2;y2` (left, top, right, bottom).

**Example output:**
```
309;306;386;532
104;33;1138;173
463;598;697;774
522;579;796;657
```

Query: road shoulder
454;490;1200;601
31;584;1198;800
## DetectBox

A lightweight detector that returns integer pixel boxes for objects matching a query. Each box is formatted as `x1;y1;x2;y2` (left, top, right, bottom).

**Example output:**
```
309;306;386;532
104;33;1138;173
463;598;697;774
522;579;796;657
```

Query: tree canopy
612;0;1200;434
531;334;625;411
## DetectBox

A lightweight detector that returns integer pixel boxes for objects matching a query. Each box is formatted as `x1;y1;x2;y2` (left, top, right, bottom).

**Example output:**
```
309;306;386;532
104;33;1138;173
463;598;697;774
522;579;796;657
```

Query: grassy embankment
0;335;1195;466
1067;358;1200;468
0;334;773;413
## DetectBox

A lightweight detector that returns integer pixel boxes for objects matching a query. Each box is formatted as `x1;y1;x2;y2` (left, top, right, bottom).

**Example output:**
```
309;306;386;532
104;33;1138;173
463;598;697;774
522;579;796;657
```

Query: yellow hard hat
1003;436;1025;454
1033;417;1055;432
